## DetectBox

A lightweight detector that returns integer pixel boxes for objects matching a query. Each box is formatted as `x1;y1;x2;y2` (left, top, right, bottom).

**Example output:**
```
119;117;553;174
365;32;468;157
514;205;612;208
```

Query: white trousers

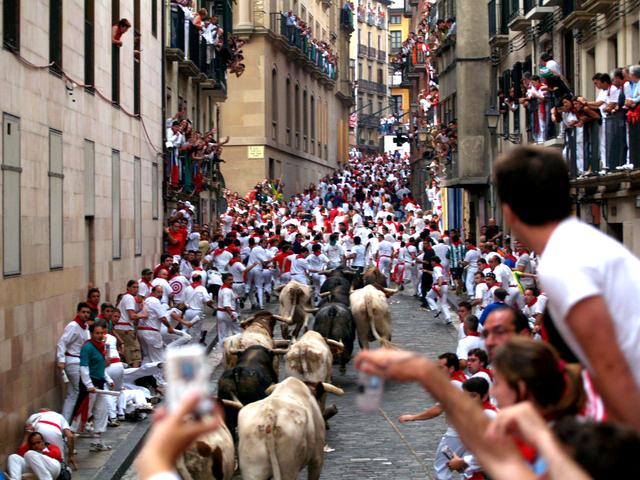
378;256;392;279
506;286;524;310
427;285;451;322
185;309;203;343
138;331;165;364
62;362;81;422
261;269;274;294
8;451;61;480
311;273;326;297
291;274;308;285
90;389;110;434
433;434;465;480
600;120;608;169
247;268;265;308
161;327;192;348
33;424;65;460
217;311;241;344
465;267;477;296
277;272;291;287
106;361;125;419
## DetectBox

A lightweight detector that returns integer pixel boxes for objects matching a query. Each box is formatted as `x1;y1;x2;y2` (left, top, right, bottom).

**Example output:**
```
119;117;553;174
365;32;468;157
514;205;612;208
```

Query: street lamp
485;107;522;144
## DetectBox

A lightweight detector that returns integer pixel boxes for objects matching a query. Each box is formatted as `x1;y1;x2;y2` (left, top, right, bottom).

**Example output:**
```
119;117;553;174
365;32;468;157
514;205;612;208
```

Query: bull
177;421;235;480
312;302;355;374
284;331;345;424
277;280;317;339
352;266;398;297
222;310;289;373
349;284;394;349
218;345;281;437
237;377;325;480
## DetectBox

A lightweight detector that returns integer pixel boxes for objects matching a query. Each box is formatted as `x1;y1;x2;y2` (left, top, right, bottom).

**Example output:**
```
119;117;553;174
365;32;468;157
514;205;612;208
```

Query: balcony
357;11;365;23
377;50;386;63
488;0;509;46
508;9;529;31
340;8;355;33
525;0;556;20
357;114;380;128
407;49;427;78
269;13;337;84
561;0;595;29
166;5;229;95
368;46;377;59
358;78;387;96
367;13;376;26
582;0;617;13
377;18;386;29
358;43;367;57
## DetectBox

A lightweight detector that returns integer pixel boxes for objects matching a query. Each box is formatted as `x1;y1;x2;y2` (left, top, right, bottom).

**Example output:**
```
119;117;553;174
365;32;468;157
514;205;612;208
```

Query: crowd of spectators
281;11;338;79
356;2;386;28
170;1;246;79
165;107;229;196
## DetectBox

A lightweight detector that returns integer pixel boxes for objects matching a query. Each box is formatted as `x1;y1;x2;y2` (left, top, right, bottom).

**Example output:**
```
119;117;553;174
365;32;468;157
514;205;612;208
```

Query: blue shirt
479;301;507;325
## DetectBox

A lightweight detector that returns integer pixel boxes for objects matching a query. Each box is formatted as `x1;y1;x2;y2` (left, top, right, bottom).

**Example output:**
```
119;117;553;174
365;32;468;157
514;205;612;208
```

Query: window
152;162;159;219
310;95;315;155
378;68;383;85
134;157;142;256
112;1;120;104
295;84;301;148
377;34;381;51
134;0;141;114
84;140;95;216
389;15;401;24
286;78;292;145
303;90;308;152
272;68;278;140
112;150;121;259
390;31;402;52
2;114;21;276
151;0;157;37
3;0;20;51
391;95;402;114
368;65;372;81
49;129;64;269
367;31;371;48
49;0;63;74
84;0;94;89
269;158;275;179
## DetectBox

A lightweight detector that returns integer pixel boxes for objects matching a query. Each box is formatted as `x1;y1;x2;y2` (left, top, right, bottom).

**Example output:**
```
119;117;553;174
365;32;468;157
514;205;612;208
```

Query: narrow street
207;289;460;480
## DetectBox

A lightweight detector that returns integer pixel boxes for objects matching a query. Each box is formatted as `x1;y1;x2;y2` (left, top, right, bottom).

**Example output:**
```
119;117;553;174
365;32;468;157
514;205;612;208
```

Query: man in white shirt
462;240;480;296
288;249;310;284
25;409;75;466
185;272;214;344
307;244;330;299
151;269;173;306
471;271;489;318
169;271;190;306
324;234;345;269
56;303;93;421
115;281;146;368
217;273;241;343
426;256;452;324
455;316;485;370
488;255;522;309
139;286;174;365
495;145;640;429
376;233;394;280
247;237;273;309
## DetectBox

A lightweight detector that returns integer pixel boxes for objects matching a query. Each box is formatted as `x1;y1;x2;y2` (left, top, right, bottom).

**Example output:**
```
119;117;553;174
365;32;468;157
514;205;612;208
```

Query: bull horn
325;339;344;351
272;314;293;323
265;384;277;395
273;339;290;348
319;291;332;298
343;268;356;274
303;307;319;313
240;316;256;328
270;348;289;355
221;399;244;410
382;287;399;297
321;383;345;396
273;284;285;293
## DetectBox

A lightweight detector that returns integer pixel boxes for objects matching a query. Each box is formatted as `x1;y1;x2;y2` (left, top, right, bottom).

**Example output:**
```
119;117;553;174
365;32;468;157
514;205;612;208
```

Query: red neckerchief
89;339;106;358
433;263;443;270
482;400;498;412
214;248;225;256
229;257;241;266
296;254;306;259
527;298;538;307
86;300;99;311
74;316;87;329
191;280;202;288
143;279;153;288
466;331;481;337
314;251;321;256
221;284;232;290
451;370;467;383
467;245;477;250
517;249;529;255
452;240;461;247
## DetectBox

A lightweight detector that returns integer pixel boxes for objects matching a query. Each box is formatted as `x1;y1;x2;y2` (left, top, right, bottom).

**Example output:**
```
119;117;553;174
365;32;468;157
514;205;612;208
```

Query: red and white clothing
217;285;240;342
377;240;394;278
169;274;190;305
138;279;154;298
8;444;62;480
56;317;90;421
151;277;172;305
139;296;169;364
289;254;310;284
25;410;70;455
427;264;451;323
456;333;485;361
185;282;212;343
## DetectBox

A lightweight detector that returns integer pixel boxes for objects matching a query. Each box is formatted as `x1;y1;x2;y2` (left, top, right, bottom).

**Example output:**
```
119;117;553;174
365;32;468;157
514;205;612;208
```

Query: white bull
177;421;235;480
222;311;289;371
238;377;325;480
349;284;394;349
277;281;317;339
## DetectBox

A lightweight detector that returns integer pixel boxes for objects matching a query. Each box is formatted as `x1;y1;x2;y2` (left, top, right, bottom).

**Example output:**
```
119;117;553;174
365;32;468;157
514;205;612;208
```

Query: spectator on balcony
578;73;619;174
525;75;547;144
112;18;131;47
285;11;297;43
445;17;456;39
540;52;561;77
201;15;219;66
623;65;640;169
555;95;585;175
606;69;630;171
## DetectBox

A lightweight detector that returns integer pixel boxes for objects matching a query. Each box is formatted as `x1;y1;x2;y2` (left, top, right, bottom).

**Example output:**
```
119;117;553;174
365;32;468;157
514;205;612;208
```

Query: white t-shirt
170;275;191;305
538;218;640;387
151;278;172;305
118;293;138;331
352;244;366;267
456;335;485;360
185;284;212;311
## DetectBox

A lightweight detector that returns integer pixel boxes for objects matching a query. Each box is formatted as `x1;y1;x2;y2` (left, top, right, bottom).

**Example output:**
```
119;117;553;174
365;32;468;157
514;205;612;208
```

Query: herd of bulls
177;266;398;480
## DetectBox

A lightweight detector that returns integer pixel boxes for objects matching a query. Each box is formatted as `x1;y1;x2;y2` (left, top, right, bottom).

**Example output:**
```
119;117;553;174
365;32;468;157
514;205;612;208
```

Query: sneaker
616;164;634;171
89;442;112;452
434;310;441;318
117;414;125;421
598;169;609;175
107;418;120;427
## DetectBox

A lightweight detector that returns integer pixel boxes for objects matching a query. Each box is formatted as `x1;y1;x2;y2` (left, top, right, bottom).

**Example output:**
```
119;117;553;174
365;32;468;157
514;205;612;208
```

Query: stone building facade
0;0;163;461
218;0;354;198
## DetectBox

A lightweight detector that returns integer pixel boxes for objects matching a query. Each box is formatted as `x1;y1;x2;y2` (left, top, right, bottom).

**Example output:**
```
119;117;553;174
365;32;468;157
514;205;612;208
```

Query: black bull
313;302;355;374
